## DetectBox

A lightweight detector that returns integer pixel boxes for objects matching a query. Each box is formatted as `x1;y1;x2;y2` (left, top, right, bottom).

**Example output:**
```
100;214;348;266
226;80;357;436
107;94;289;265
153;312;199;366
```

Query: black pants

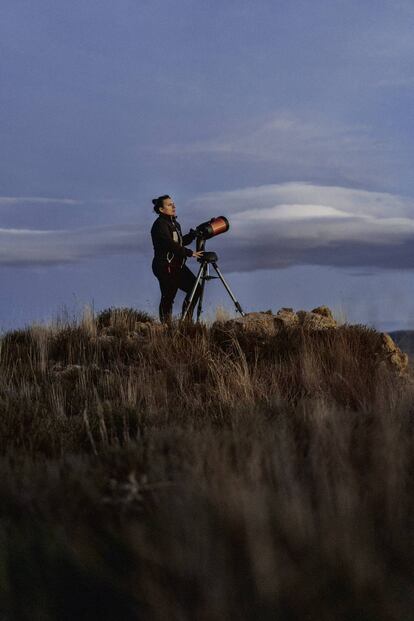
152;257;202;322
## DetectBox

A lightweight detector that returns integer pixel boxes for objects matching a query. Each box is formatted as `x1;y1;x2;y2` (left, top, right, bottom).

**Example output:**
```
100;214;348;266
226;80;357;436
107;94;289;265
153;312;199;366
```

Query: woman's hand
192;250;204;258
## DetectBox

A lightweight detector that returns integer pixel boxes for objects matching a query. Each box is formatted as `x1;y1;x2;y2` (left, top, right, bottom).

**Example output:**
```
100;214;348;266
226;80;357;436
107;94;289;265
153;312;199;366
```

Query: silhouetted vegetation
0;308;413;620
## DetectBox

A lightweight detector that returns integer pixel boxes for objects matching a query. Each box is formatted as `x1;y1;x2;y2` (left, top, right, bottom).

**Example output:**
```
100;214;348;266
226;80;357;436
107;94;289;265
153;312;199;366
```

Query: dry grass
0;307;413;620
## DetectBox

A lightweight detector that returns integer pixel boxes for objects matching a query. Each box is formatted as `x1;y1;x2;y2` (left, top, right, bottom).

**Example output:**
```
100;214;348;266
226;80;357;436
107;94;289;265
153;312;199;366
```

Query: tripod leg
211;262;245;316
182;261;205;321
196;263;208;321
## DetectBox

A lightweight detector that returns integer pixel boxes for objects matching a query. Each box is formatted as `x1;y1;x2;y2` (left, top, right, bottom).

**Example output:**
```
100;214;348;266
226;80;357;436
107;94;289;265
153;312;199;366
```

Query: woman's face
159;197;176;217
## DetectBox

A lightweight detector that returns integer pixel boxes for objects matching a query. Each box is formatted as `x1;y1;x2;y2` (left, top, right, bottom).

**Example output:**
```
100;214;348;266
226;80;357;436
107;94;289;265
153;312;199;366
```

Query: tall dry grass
0;307;413;620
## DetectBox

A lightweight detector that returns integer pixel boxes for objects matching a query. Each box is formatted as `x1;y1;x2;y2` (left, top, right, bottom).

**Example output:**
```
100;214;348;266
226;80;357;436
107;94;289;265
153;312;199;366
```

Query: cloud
183;182;414;273
152;113;392;188
157;114;373;161
0;196;81;206
2;182;414;273
0;224;146;267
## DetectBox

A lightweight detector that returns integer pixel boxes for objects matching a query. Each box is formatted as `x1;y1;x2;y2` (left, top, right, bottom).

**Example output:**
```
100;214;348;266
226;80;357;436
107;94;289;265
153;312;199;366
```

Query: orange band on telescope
210;218;228;235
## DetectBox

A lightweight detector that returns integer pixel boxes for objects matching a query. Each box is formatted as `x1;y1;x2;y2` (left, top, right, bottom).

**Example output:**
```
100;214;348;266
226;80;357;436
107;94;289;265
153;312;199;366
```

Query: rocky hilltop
90;305;409;377
211;305;409;375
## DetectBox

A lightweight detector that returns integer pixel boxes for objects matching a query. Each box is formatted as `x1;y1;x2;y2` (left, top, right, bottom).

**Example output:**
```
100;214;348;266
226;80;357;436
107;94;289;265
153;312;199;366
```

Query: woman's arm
182;229;197;246
152;219;193;258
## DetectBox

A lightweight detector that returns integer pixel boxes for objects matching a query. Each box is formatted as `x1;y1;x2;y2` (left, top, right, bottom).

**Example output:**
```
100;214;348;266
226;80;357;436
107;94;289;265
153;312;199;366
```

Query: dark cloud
2;184;413;271
214;237;414;274
183;183;414;273
0;224;146;267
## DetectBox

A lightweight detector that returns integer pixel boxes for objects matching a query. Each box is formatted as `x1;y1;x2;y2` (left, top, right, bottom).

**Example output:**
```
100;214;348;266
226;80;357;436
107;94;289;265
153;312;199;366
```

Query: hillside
0;307;413;621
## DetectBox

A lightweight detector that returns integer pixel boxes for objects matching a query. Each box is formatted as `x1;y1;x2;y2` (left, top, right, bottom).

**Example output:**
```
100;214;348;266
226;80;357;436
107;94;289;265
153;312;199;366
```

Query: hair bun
152;198;157;205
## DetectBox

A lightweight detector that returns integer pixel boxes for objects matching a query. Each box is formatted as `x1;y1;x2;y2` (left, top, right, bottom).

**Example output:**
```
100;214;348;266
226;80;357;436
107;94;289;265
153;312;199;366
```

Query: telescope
182;216;245;321
192;216;230;252
195;216;229;239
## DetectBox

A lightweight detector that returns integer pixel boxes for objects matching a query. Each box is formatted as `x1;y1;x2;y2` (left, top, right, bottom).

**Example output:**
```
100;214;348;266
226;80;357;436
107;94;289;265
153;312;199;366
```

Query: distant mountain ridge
389;331;414;354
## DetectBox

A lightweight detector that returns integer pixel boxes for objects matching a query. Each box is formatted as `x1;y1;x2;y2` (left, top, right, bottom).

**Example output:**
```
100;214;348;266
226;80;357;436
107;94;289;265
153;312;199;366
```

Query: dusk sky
1;0;414;331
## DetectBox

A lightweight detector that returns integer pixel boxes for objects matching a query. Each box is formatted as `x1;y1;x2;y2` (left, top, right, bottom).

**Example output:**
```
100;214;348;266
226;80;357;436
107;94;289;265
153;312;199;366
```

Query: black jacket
151;213;196;262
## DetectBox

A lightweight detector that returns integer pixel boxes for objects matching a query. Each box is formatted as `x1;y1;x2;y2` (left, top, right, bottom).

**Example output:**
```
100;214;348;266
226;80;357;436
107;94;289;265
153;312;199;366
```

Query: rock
275;308;300;329
311;305;334;319
214;311;279;340
297;309;337;330
378;332;409;374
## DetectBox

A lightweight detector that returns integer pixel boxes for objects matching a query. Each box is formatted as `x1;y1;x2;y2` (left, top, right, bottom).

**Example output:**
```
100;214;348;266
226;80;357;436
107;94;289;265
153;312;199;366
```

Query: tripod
181;245;245;322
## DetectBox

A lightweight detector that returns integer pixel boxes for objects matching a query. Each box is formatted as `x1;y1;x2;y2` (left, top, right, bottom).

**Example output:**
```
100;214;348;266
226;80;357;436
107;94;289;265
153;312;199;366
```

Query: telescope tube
196;216;229;240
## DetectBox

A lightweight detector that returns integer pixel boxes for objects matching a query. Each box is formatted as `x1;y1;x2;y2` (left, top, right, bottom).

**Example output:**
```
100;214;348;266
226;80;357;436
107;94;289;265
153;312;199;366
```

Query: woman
151;195;204;323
